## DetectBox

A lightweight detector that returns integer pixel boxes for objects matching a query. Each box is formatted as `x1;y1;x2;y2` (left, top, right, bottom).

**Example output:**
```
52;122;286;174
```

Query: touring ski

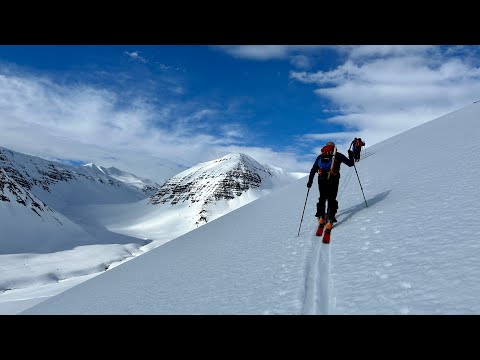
315;217;325;236
322;222;333;244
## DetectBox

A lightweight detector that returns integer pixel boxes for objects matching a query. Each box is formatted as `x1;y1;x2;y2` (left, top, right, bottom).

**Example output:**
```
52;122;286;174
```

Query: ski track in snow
302;232;332;315
302;166;358;315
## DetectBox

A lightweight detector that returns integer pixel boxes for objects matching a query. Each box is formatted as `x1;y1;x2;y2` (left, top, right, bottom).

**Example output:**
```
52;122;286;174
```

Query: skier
351;137;365;162
307;141;355;240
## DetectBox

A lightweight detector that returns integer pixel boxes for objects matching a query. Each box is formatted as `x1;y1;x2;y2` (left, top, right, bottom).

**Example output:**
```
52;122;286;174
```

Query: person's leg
326;181;340;222
315;181;327;219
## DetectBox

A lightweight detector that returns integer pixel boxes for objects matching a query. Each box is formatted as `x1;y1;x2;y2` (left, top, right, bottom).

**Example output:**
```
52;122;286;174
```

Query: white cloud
217;45;326;61
345;45;435;59
290;46;480;148
303;131;359;142
0;69;310;182
125;51;147;63
290;55;311;69
218;45;291;60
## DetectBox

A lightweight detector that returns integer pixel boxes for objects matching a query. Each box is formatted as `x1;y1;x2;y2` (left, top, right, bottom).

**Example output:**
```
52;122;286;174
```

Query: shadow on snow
335;190;392;227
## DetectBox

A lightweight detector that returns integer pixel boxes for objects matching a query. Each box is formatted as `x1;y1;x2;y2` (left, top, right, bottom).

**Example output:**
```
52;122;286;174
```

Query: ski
315;217;325;236
322;222;333;244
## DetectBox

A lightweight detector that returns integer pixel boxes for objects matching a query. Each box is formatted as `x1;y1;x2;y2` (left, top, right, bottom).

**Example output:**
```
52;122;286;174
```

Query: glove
307;181;312;188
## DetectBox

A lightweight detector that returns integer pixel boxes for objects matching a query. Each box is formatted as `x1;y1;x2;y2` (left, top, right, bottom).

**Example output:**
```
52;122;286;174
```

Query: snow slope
0;167;148;304
22;102;480;314
0;168;96;254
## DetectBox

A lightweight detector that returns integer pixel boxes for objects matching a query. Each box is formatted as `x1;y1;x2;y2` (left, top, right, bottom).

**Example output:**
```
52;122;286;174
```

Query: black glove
307;181;312;188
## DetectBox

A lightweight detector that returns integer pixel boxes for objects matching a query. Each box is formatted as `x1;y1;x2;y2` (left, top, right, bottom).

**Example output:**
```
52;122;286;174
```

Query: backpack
355;139;362;148
317;145;338;179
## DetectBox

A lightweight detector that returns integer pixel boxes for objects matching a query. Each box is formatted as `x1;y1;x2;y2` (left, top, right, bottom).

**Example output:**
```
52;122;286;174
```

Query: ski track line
302;234;319;314
302;231;332;315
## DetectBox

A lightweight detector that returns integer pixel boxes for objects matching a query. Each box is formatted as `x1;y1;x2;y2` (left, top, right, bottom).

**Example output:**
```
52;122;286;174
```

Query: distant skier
307;141;355;232
350;137;365;162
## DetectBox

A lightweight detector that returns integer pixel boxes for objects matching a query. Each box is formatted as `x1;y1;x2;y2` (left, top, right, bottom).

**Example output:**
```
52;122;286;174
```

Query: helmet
326;141;335;146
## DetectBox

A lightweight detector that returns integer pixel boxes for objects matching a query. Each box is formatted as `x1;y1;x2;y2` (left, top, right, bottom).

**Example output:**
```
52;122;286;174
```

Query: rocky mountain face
0;168;61;223
149;153;297;225
1;148;113;193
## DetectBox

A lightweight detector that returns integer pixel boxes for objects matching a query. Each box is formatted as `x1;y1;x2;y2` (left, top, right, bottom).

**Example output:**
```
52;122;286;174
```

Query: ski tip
322;233;331;244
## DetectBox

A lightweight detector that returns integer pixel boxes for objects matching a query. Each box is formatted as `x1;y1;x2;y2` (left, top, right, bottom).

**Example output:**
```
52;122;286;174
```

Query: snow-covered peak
150;152;296;207
83;162;103;171
164;152;290;184
82;163;160;193
142;152;300;230
93;165;160;195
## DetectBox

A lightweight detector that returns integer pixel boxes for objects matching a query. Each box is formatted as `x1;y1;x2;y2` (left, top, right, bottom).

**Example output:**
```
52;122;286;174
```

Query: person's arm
338;151;355;167
307;155;320;187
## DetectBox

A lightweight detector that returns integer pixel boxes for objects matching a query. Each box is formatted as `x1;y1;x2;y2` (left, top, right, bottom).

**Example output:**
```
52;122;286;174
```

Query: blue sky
1;45;480;182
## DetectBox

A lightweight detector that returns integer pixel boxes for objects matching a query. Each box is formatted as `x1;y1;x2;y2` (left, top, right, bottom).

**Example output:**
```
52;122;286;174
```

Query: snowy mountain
0;146;149;211
76;153;302;251
20;102;480;315
83;163;161;196
150;153;299;224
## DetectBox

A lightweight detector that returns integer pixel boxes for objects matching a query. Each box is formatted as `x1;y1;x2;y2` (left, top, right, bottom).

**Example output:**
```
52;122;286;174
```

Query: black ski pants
316;179;339;220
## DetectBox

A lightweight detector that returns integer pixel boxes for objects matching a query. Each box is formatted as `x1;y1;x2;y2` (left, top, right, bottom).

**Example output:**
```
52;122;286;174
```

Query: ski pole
297;188;310;237
353;163;368;208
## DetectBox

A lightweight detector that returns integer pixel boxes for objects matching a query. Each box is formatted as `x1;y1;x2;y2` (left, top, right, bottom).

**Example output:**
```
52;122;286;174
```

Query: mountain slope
0;168;98;254
0;147;148;211
22;102;480;315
